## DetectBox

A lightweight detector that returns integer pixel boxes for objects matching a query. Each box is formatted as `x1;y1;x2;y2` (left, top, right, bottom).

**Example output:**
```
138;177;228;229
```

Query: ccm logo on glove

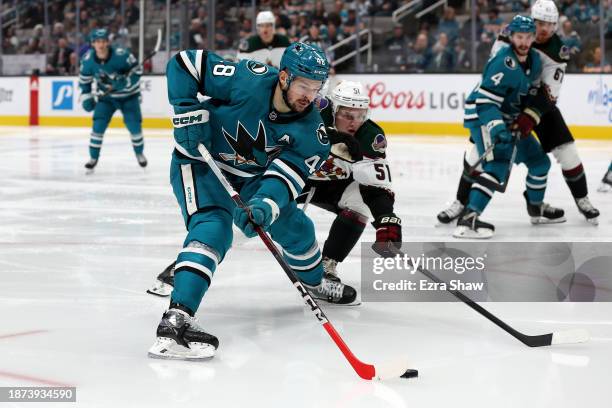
172;110;210;128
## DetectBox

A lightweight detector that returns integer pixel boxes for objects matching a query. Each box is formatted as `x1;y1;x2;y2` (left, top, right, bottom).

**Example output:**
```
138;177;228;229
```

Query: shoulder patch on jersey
115;47;126;55
559;45;570;61
504;56;517;70
238;39;248;52
371;133;387;153
316;123;329;145
316;96;329;111
246;60;269;75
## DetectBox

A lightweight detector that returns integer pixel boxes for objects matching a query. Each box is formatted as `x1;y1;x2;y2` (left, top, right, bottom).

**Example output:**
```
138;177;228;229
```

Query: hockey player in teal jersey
78;28;146;172
454;15;565;239
148;43;359;361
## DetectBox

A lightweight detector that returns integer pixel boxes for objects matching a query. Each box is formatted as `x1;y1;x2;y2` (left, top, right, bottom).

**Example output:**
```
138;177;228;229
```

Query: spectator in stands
476;31;494;69
454;38;472;72
304;24;326;50
189;18;206;49
384;24;409;71
459;6;484;41
372;0;398;17
68;52;79;75
559;17;582;57
437;7;460;44
343;8;358;35
428;32;453;72
215;19;231;50
483;8;503;38
583;46;611;72
52;23;66;42
405;32;431;73
47;38;74;75
125;0;140;26
312;1;328;24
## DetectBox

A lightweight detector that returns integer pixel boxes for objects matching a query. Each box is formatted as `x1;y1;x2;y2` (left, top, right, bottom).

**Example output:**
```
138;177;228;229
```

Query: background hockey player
78;28;147;172
148;43;359;361
599;161;612;192
454;15;564;239
298;80;401;281
147;80;402;289
236;11;290;68
438;0;599;225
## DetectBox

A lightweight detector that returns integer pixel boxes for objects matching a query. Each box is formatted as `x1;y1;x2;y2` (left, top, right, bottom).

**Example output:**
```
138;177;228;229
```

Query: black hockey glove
326;126;362;161
371;214;402;258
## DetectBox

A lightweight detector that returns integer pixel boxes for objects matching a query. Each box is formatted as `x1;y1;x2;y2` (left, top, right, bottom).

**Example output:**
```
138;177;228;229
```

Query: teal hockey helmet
280;42;330;84
90;28;109;42
507;15;536;34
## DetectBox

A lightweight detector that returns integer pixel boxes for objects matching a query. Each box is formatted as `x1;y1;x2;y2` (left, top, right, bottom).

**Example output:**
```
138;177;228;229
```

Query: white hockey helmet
256;11;275;27
531;0;559;24
330;80;370;120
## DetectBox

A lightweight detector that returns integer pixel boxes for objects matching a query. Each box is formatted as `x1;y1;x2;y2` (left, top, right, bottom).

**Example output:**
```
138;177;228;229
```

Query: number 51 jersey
167;50;330;202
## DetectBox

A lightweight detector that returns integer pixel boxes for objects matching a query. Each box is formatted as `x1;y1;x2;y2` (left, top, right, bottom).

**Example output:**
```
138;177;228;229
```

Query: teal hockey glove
233;197;280;238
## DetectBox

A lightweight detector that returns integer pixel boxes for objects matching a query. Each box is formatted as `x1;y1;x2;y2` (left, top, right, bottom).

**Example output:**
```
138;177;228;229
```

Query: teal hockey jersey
79;46;142;99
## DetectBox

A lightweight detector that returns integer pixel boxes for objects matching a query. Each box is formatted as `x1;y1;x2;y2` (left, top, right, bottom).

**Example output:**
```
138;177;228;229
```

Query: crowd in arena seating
1;0;610;74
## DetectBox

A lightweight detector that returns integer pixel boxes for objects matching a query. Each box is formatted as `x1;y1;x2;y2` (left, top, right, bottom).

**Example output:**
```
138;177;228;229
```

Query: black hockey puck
400;369;418;379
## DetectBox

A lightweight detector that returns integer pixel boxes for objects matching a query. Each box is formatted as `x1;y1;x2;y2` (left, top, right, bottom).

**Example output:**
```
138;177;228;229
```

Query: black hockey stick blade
385;244;590;347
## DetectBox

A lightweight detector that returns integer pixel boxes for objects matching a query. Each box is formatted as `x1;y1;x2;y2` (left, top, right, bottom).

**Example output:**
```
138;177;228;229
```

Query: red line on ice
0;330;48;340
0;371;73;387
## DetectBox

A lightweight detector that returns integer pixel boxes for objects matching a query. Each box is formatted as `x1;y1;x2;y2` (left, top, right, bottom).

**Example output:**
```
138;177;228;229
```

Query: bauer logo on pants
51;81;74;110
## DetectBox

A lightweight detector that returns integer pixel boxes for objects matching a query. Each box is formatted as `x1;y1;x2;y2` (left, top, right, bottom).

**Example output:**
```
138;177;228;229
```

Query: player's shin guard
322;209;367;264
88;132;103;160
283;241;324;286
552;143;588;199
525;172;548;204
467;177;496;215
130;133;145;155
171;241;220;314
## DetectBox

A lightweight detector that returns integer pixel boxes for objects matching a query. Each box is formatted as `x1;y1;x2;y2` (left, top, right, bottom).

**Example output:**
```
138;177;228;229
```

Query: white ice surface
0;127;610;408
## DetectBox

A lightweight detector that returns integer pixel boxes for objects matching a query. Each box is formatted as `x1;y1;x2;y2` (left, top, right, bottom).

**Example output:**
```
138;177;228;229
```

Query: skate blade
85;168;95;175
146;280;173;297
453;226;493;239
530;216;567;225
586;217;599;226
148;338;216;361
597;183;611;193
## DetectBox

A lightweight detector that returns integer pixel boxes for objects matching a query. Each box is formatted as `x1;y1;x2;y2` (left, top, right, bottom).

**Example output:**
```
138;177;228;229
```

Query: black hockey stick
385;244;589;347
196;144;416;380
97;28;162;99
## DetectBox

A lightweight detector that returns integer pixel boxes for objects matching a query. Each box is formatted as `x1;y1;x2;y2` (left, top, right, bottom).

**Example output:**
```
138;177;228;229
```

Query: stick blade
551;329;590;345
372;357;415;381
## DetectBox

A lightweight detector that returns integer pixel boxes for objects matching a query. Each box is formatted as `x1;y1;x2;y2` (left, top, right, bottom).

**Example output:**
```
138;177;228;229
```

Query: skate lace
446;200;464;216
576;197;595;211
323;258;338;276
322;279;343;298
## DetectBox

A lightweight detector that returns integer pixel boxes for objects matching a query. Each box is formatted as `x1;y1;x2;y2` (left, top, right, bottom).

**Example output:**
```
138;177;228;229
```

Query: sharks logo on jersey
246;60;269;75
219;120;282;167
219;121;268;166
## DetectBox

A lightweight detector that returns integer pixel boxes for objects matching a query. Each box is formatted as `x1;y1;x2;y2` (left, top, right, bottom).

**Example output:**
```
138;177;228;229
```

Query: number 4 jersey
166;50;330;206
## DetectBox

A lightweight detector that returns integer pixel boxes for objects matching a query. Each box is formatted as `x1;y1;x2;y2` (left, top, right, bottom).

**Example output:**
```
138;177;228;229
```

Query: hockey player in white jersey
236;11;290;68
437;0;600;225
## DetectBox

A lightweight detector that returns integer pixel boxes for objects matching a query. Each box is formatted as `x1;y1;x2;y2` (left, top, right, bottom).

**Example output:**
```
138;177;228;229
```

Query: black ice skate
453;210;494;239
575;197;599;225
84;158;98;174
146;262;175;297
322;257;340;282
136;153;148;168
523;192;566;225
304;276;359;305
598;169;612;193
148;308;218;361
437;200;465;224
